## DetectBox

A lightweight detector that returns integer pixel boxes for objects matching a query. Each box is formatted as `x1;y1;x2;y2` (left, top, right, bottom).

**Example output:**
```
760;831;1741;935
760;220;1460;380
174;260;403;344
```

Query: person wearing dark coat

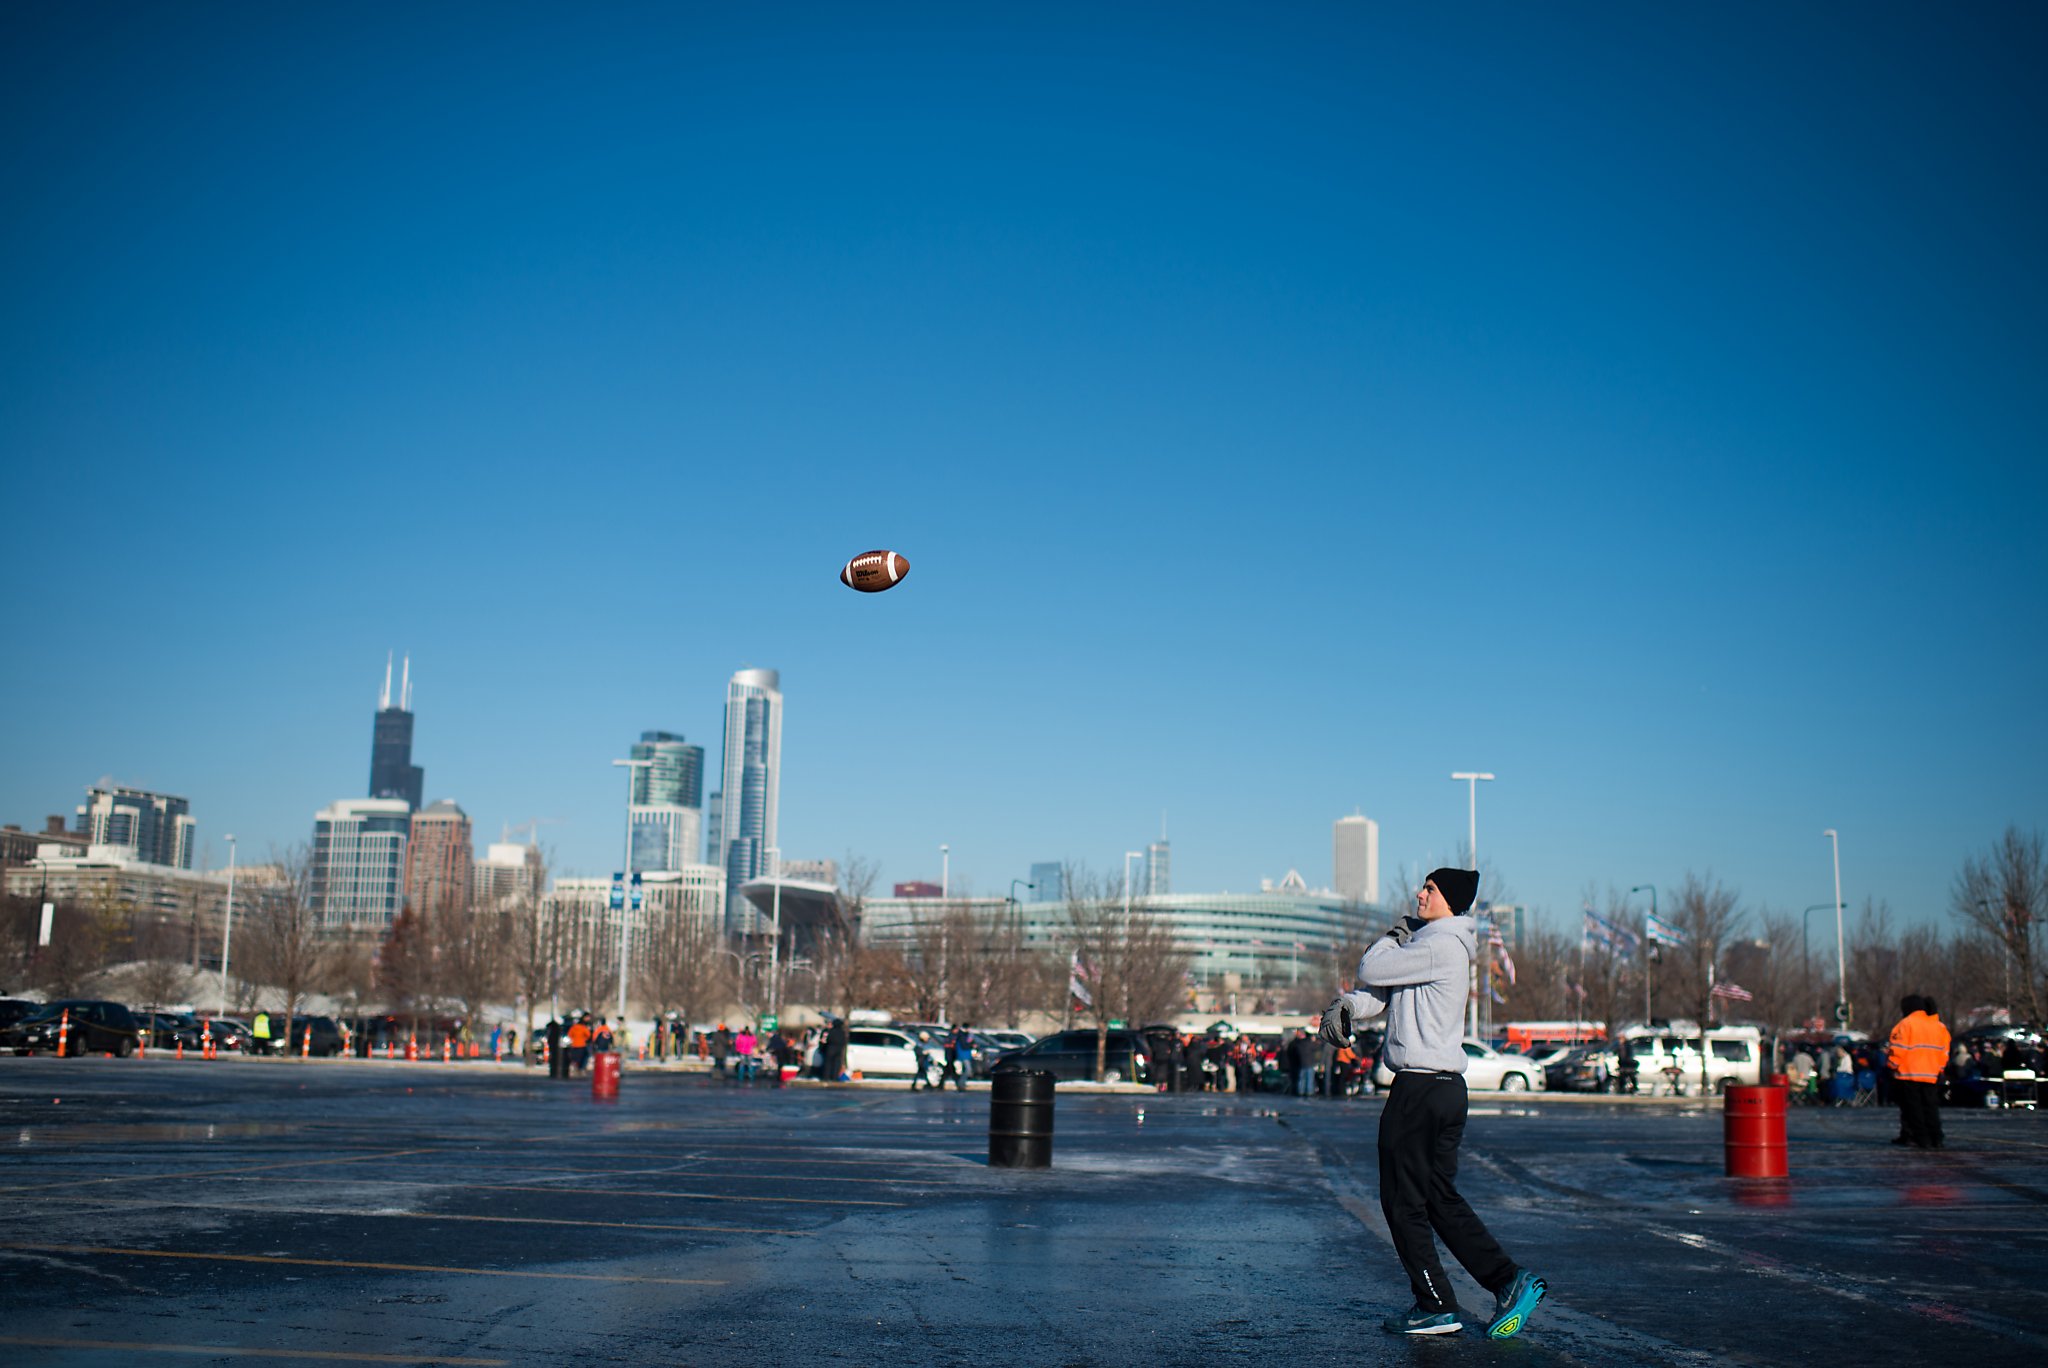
824;1017;849;1081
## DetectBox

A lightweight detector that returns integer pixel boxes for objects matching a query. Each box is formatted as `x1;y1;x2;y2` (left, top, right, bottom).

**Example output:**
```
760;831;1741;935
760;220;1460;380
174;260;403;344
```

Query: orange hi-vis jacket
1887;1010;1950;1084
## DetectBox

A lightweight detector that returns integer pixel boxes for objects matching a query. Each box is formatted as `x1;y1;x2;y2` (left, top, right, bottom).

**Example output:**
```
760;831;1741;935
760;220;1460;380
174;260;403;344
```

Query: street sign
761;1014;779;1031
630;871;643;911
609;872;625;911
1834;1002;1851;1024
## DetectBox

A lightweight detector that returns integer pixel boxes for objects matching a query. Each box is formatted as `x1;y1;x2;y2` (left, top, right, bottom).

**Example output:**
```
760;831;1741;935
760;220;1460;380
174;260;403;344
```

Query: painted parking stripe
0;1242;724;1286
0;1335;505;1365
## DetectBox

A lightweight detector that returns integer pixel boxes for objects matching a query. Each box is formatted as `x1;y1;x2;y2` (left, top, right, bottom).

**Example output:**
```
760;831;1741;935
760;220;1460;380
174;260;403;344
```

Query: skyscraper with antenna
368;652;425;812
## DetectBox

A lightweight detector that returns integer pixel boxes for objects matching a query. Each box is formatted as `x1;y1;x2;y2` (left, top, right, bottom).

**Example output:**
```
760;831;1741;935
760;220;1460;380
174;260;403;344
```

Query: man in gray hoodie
1321;867;1546;1338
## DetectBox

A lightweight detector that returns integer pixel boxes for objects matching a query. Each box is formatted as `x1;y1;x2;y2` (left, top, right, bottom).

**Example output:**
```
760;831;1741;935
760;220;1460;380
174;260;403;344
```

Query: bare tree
1064;864;1191;1082
1952;826;2046;1028
1666;872;1744;1093
431;890;506;1039
241;846;329;1045
501;846;556;1062
28;895;114;1000
638;904;724;1042
376;904;432;1036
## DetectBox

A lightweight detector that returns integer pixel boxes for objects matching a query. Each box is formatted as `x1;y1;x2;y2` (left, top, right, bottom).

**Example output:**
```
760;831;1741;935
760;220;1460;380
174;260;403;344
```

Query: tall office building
703;791;722;868
1333;812;1380;905
368;654;425;811
717;668;781;933
311;797;410;932
1145;838;1171;896
1028;861;1064;903
75;784;195;869
404;799;474;915
628;730;705;875
473;841;543;910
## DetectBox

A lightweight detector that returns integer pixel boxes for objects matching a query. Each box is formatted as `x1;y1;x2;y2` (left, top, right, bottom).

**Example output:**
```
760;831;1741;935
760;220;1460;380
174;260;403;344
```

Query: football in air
839;549;910;593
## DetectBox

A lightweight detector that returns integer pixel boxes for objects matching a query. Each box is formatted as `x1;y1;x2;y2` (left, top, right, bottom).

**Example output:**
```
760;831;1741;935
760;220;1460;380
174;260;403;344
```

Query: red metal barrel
1724;1084;1788;1178
591;1051;621;1100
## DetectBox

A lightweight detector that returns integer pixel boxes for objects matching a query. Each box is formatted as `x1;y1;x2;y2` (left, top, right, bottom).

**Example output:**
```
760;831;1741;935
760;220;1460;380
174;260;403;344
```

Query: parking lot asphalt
1;1057;2044;1367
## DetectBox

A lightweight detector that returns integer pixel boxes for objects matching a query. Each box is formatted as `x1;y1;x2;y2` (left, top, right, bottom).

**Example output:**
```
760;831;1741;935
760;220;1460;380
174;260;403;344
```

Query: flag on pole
1710;981;1753;1002
1068;951;1093;1008
1645;913;1687;947
1497;949;1517;986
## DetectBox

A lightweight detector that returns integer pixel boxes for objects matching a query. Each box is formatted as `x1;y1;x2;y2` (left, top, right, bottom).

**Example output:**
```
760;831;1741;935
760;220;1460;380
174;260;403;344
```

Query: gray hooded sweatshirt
1355;914;1475;1075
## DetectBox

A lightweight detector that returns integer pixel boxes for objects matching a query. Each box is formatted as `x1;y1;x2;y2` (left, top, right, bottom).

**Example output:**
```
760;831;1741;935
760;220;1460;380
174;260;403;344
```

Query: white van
1613;1026;1762;1095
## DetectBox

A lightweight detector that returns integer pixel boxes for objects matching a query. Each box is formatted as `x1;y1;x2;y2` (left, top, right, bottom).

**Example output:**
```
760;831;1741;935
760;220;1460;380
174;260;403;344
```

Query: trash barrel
1724;1083;1788;1178
591;1051;621;1100
989;1069;1055;1168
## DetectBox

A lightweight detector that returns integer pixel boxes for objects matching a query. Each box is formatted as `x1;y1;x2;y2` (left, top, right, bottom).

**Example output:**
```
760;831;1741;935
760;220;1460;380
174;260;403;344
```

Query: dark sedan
1;1000;143;1056
987;1028;1153;1084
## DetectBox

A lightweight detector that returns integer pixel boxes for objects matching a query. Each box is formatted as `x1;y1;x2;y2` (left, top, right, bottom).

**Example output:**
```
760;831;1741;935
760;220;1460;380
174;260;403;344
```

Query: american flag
1710;981;1754;1002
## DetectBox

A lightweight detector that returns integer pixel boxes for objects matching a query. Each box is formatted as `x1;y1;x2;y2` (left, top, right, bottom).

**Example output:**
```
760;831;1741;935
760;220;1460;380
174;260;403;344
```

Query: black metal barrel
988;1069;1055;1168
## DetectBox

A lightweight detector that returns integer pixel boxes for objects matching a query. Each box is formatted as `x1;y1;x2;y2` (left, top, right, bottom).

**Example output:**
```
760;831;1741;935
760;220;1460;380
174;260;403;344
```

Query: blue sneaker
1486;1269;1546;1339
1382;1306;1463;1335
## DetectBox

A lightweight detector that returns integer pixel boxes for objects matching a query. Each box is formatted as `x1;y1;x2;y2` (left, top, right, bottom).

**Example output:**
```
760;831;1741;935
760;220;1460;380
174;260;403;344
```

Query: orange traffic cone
56;1009;70;1058
406;1034;419;1062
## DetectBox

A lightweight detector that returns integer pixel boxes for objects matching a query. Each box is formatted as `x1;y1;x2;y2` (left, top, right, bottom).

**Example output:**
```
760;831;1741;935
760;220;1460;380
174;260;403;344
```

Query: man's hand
1318;998;1353;1048
1381;916;1421;946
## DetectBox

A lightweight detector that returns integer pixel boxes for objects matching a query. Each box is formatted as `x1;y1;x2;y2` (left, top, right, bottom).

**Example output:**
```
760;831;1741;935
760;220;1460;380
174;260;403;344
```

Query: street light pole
610;758;653;1026
1451;773;1495;1035
1631;884;1656;1027
1800;903;1838;1021
767;845;782;1019
938;843;952;1025
218;835;238;1013
1824;829;1848;1028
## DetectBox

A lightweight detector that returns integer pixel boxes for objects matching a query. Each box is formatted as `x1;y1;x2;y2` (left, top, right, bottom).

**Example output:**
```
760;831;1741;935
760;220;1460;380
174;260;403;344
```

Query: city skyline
3;8;2042;935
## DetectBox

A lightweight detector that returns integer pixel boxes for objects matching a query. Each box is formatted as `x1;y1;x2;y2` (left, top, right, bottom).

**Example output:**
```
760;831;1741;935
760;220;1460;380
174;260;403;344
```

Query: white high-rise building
311;797;411;932
1145;838;1171;896
630;804;701;876
1333;813;1380;905
717;668;782;934
474;841;544;909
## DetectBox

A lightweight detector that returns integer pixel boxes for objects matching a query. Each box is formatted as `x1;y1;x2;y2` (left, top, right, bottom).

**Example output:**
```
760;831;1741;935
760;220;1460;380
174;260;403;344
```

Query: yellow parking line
0;1335;504;1365
0;1147;442;1194
7;1193;814;1235
0;1242;723;1285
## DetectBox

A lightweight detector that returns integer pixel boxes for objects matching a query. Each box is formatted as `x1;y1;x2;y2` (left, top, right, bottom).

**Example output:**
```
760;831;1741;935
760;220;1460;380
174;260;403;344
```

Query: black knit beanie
1427;867;1480;915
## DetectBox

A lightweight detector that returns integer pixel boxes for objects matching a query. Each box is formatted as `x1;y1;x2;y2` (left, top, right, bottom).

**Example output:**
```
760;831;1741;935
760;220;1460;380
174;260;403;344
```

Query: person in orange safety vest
1887;994;1950;1150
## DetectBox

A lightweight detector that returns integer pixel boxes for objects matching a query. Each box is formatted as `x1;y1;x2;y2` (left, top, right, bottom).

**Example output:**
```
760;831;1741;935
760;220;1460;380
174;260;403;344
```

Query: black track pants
1377;1071;1518;1313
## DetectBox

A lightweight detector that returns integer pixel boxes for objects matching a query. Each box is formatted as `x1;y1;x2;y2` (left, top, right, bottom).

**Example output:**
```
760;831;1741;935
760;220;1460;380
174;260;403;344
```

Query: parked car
1;1000;143;1056
286;1015;346;1057
138;1010;196;1049
978;1029;1034;1053
173;1016;249;1053
0;999;39;1032
829;1026;945;1086
987;1028;1153;1084
1374;1039;1545;1091
1579;1027;1765;1095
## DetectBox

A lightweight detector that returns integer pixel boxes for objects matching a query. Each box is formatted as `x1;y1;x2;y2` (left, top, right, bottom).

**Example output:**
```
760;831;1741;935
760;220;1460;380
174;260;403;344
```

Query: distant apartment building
2;847;236;970
311;797;410;933
703;791;722;868
1028;862;1064;903
368;654;425;811
404;799;474;915
1333;813;1380;905
75;785;195;870
629;729;706;876
0;816;90;871
473;841;544;910
717;669;782;934
1145;839;1171;896
543;864;726;998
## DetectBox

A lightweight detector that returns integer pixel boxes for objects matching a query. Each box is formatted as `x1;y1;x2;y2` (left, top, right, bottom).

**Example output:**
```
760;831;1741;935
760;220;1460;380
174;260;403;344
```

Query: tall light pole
766;845;782;1019
940;843;950;899
218;835;238;1013
1123;850;1142;918
610;757;653;1026
936;842;953;1025
1800;903;1839;1019
1631;884;1656;1026
1451;773;1495;1035
1824;829;1848;1028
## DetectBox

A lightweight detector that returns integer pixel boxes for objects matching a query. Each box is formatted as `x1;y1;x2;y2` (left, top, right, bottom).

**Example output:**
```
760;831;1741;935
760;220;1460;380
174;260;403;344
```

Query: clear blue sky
4;4;2043;934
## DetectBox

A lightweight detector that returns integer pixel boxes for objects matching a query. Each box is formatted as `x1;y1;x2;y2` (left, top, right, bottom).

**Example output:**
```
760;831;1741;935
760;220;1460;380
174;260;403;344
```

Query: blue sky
4;4;2043;934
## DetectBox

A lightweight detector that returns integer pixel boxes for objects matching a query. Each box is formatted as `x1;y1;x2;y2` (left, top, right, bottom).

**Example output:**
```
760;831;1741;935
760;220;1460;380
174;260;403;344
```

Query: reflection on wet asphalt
1;1060;2043;1366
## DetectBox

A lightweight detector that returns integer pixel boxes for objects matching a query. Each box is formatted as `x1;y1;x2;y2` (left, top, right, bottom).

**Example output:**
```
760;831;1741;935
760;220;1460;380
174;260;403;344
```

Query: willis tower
369;653;425;811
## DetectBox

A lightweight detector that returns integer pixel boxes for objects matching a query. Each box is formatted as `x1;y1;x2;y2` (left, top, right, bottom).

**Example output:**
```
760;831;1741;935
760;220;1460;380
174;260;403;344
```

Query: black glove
1381;916;1422;946
1318;998;1353;1048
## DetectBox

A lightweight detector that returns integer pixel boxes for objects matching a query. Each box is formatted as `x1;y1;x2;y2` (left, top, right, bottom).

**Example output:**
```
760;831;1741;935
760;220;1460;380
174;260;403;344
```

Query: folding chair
2000;1069;2039;1111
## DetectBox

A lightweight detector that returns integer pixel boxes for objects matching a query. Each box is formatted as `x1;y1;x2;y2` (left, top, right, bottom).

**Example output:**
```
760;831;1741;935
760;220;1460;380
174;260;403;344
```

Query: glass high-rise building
312;797;411;932
1028;862;1064;903
629;731;704;808
368;654;424;812
1333;813;1380;905
75;784;195;869
717;668;781;934
1145;839;1171;896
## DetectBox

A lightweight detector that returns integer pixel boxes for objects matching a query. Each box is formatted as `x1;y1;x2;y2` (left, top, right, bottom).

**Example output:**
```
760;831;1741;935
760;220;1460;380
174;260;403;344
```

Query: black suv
987;1028;1152;1084
285;1015;345;1057
1;1000;143;1056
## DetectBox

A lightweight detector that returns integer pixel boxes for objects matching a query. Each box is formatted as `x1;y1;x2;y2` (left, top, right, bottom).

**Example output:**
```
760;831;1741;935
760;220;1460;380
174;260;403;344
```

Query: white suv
1611;1028;1762;1094
841;1027;946;1087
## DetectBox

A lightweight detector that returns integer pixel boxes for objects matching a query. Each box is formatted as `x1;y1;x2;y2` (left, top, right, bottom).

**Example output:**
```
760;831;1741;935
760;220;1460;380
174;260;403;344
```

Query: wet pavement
1;1057;2043;1366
